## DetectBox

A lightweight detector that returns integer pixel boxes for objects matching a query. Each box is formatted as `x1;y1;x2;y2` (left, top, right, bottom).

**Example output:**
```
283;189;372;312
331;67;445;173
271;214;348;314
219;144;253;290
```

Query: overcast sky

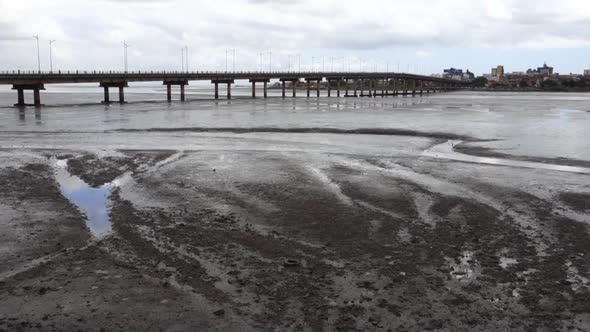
1;0;589;75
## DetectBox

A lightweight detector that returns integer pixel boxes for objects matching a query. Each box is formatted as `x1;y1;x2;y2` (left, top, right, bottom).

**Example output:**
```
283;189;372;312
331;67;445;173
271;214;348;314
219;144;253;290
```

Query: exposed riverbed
0;88;589;331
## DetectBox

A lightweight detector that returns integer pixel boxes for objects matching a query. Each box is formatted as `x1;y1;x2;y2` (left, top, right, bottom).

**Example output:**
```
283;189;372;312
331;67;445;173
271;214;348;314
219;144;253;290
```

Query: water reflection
53;159;113;237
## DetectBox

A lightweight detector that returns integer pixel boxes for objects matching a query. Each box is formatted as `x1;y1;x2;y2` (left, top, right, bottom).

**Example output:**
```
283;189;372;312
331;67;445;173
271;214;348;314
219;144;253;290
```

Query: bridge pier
264;81;267;98
212;79;234;100
282;81;286;98
280;78;298;98
316;80;320;97
373;79;378;97
163;80;189;102
345;79;350;97
118;86;125;103
99;82;127;104
359;80;364;97
412;80;416;97
249;79;269;99
17;88;24;106
12;84;45;107
337;80;341;97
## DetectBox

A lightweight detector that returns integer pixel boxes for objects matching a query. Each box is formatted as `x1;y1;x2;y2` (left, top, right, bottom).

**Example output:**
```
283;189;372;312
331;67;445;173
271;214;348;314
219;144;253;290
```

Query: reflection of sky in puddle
54;159;112;237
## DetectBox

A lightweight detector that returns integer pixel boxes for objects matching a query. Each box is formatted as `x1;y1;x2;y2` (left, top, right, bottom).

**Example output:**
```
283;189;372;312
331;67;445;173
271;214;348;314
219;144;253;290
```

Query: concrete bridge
0;71;470;106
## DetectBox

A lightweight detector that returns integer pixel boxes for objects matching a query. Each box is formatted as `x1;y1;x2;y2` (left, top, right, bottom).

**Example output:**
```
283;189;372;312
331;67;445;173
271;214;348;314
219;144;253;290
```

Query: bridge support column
316;80;320;98
292;81;296;97
412;80;416;97
373;80;378;97
381;78;385;97
16;88;25;106
166;84;172;102
263;81;267;98
103;86;110;104
345;79;349;97
282;81;286;98
33;89;41;106
180;84;185;101
327;82;331;97
337;80;341;97
353;79;358;97
251;82;255;98
227;82;231;100
215;82;219;99
359;80;364;97
420;81;424;95
118;86;125;103
306;80;310;98
403;80;408;96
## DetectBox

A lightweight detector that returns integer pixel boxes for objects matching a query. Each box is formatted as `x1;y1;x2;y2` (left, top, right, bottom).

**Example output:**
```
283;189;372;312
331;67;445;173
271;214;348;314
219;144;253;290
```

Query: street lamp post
49;40;56;72
33;35;40;73
181;47;185;71
123;41;130;72
185;46;189;72
297;54;301;72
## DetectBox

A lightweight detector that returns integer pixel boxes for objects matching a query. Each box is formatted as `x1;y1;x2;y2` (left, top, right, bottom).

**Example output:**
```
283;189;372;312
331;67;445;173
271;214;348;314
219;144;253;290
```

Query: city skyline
0;0;589;75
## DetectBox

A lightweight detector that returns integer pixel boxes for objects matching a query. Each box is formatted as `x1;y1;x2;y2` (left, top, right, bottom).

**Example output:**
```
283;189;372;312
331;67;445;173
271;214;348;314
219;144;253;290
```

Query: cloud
0;0;588;74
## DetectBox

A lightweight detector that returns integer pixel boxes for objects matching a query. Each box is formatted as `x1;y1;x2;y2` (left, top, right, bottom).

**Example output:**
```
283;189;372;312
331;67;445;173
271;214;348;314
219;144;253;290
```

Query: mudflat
0;90;589;331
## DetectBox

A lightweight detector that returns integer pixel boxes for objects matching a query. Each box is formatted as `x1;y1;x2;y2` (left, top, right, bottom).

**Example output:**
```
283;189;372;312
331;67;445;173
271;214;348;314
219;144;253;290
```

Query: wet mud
1;149;589;331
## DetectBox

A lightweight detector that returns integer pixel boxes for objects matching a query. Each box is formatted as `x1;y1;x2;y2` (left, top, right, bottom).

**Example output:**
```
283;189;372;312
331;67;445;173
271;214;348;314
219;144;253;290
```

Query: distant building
527;62;554;76
584;69;590;77
443;68;473;81
491;65;504;78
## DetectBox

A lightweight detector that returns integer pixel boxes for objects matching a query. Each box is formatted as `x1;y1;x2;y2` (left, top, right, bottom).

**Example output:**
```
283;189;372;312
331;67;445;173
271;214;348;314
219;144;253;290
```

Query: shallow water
1;86;589;164
53;159;113;237
424;140;590;174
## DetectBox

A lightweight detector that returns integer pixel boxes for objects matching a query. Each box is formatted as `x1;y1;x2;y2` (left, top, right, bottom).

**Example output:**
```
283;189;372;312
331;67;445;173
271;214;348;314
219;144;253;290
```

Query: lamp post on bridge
184;46;189;72
181;47;185;71
123;41;130;73
33;35;40;73
296;53;301;72
49;40;56;73
225;49;236;72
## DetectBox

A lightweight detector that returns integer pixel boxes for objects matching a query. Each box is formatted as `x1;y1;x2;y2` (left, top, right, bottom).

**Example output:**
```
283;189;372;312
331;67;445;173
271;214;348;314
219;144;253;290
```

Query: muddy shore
0;144;589;331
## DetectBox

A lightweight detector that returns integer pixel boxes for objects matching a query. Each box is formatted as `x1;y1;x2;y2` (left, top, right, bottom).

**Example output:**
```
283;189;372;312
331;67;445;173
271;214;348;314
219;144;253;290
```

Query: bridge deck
0;71;465;85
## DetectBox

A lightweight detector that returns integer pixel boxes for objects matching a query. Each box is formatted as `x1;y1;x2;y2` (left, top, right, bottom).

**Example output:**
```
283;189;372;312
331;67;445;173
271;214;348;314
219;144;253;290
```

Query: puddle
53;159;113;238
424;140;590;174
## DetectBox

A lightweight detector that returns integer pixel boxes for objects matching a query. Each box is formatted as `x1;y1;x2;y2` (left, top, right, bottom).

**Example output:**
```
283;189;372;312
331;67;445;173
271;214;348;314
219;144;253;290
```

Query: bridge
0;71;470;106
